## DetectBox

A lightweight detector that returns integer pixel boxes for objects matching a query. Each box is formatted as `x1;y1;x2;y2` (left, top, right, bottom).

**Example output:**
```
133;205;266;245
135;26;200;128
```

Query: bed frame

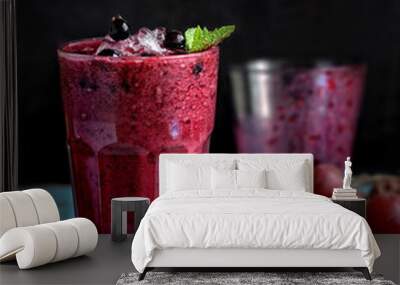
139;154;371;280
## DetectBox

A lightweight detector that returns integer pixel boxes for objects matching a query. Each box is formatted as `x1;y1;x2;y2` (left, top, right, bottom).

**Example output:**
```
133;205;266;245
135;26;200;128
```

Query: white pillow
236;169;267;189
211;168;236;190
238;159;308;191
267;170;306;191
167;163;211;191
166;158;236;170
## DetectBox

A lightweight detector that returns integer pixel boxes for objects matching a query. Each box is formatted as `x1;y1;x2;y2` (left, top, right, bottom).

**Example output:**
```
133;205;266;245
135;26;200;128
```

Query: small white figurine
342;157;353;189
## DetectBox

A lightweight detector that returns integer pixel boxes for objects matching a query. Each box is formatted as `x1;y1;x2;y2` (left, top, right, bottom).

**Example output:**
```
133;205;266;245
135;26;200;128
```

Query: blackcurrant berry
98;48;121;57
164;29;185;50
109;15;130;41
192;63;203;75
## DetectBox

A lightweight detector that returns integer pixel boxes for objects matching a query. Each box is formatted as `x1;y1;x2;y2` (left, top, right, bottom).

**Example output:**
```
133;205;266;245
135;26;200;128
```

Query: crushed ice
96;27;173;56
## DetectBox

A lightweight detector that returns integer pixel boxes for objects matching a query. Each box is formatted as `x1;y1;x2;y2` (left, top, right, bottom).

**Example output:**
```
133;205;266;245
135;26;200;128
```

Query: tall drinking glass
230;60;366;166
58;39;219;232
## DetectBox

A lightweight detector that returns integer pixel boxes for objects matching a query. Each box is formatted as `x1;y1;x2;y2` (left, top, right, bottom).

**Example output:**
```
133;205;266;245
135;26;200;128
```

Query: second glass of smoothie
230;60;366;167
58;39;219;232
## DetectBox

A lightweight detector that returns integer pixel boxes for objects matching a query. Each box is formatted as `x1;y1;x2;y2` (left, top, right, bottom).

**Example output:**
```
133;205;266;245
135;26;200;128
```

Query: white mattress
131;190;380;273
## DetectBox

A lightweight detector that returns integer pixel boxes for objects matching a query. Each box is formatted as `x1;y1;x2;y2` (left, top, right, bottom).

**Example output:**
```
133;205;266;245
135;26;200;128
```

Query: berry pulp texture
234;64;366;167
58;39;219;232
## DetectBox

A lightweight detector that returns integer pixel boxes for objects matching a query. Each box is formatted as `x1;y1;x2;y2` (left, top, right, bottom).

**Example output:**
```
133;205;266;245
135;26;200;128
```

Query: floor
373;235;400;284
0;235;399;285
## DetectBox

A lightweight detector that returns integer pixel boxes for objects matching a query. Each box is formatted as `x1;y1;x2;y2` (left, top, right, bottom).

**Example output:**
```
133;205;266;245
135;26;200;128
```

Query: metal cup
229;59;366;166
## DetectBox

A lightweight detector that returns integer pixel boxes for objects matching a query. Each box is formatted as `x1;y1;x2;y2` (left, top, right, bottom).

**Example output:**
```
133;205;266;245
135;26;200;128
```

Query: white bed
131;154;380;280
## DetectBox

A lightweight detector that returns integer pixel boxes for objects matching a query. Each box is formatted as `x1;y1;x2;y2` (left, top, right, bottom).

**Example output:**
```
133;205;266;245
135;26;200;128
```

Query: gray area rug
116;272;396;285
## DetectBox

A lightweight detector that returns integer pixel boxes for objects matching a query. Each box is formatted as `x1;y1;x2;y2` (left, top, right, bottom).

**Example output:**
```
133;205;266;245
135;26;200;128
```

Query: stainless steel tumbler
230;59;366;166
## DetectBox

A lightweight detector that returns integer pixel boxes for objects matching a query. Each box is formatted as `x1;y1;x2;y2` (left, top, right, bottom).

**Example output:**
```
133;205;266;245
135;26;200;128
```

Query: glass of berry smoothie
230;59;366;167
58;16;234;232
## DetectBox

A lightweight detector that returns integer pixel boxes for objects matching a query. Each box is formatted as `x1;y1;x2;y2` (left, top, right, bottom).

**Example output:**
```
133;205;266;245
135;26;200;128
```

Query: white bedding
131;190;380;273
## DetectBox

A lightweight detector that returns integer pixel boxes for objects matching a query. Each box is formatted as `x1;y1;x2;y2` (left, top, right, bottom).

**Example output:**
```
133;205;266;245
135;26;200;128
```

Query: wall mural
14;1;400;234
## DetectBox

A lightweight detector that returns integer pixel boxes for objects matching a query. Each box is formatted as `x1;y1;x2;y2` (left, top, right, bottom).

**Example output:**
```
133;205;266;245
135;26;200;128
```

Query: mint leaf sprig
184;25;235;53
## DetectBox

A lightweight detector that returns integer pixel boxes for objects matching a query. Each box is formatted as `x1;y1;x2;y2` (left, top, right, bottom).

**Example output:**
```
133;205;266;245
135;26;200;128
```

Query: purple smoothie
232;62;366;166
58;37;219;233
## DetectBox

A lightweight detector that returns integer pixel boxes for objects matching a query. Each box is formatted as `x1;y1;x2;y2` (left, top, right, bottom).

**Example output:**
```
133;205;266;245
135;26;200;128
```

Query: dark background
17;0;400;186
